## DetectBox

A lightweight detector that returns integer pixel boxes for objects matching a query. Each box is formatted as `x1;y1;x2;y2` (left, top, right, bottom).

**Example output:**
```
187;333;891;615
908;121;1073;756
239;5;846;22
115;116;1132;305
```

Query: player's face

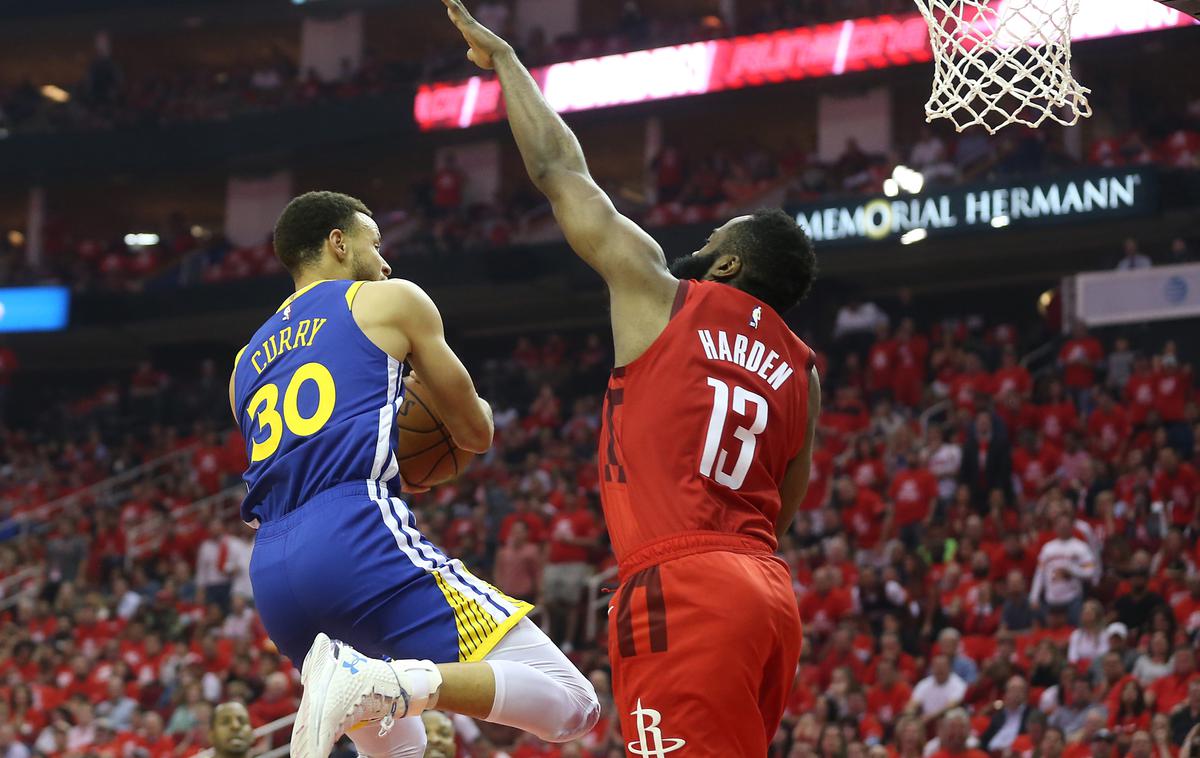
211;703;252;754
668;215;752;281
421;711;456;757
347;213;391;282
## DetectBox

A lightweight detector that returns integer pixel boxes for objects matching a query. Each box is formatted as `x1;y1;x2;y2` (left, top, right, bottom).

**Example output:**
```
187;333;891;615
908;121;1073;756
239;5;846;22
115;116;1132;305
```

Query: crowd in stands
1;281;1199;757
3;105;1198;294
0;0;919;138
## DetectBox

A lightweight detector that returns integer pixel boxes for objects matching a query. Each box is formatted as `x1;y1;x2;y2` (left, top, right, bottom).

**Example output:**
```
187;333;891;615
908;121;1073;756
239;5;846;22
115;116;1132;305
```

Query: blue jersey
233;279;404;526
235;278;532;666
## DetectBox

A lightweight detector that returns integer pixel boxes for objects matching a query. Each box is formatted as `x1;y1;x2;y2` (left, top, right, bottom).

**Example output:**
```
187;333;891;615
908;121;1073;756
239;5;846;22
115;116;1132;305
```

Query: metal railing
3;444;199;539
0;565;41;611
1020;340;1058;370
126;485;245;560
583;565;618;643
918;398;951;434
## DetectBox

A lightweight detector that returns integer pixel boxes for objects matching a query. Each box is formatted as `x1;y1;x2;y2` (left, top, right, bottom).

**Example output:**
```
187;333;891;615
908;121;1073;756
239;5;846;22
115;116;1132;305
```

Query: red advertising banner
413;2;1194;131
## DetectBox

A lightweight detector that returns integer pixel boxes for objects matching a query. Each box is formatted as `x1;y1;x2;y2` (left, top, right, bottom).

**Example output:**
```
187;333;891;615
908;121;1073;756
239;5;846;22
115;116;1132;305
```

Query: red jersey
1059;337;1103;388
599;281;814;575
992;365;1032;397
1125;371;1158;425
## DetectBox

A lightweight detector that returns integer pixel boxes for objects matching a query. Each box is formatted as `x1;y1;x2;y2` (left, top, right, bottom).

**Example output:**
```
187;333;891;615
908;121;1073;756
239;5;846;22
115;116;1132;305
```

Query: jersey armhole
345;281;367;311
232;345;248;397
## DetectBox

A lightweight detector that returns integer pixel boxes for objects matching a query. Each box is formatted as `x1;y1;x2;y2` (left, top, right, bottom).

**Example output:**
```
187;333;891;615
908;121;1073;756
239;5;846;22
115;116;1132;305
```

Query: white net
914;0;1092;133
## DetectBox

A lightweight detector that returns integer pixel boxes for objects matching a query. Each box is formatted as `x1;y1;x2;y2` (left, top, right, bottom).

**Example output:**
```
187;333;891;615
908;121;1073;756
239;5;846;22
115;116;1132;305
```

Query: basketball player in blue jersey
229;191;598;758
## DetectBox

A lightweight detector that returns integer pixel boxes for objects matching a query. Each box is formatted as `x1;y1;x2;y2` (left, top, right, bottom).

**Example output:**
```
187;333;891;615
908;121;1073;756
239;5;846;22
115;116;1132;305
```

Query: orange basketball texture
395;374;475;488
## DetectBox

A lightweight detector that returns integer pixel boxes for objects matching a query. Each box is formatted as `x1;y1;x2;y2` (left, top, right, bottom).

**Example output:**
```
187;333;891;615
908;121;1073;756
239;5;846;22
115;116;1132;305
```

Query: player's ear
711;253;741;281
328;229;348;261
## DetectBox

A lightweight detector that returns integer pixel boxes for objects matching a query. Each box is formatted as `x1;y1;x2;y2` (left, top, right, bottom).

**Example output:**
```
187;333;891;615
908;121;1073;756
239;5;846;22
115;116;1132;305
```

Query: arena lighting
991;215;1011;228
124;233;159;247
892;165;925;194
883;179;900;197
414;0;1196;131
900;228;928;245
40;85;69;103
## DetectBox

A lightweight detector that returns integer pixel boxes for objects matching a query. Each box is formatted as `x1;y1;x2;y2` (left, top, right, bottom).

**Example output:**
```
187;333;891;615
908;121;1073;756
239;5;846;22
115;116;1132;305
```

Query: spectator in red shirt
1038;380;1079;445
929;708;989;758
868;658;913;730
893;318;930;409
949;354;994;412
493;521;543;604
1088;391;1131;464
135;712;177;758
1012;431;1062;504
1174;574;1200;637
843;437;887;493
1148;647;1198;714
541;496;599;649
1153;447;1199;528
867;323;897;400
498;496;547;545
889;462;938;547
1060;323;1104;402
838;477;890;550
1155;353;1192;424
1126;355;1159;428
247;672;295;751
798;566;853;637
993;345;1033;399
801;445;833;511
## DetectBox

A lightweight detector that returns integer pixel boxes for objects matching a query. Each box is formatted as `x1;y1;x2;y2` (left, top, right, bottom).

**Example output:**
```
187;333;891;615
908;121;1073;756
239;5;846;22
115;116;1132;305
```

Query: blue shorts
249;481;531;667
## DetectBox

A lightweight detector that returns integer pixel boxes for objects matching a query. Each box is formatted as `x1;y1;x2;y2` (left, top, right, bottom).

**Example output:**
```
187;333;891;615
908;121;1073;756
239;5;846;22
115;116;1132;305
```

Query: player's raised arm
353;279;494;453
440;0;677;360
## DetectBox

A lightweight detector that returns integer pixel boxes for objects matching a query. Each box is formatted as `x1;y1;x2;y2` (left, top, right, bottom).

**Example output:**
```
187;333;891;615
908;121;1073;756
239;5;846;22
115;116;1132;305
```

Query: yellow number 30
246;362;337;462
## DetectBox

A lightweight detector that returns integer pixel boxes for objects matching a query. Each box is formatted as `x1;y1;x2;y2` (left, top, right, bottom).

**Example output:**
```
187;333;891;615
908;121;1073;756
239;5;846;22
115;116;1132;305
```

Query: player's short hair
273;191;372;274
726;208;817;314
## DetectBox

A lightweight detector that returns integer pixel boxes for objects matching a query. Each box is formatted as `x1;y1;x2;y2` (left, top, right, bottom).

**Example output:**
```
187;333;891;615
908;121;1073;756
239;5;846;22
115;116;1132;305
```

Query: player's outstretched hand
440;0;512;70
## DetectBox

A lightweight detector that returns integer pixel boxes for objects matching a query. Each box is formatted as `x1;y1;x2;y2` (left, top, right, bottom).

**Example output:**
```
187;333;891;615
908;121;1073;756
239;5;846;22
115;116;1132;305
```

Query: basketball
396;373;475;489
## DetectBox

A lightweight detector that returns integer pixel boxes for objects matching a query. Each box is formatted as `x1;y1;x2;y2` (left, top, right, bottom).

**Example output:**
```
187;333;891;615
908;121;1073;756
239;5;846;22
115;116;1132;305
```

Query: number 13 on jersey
699;377;768;491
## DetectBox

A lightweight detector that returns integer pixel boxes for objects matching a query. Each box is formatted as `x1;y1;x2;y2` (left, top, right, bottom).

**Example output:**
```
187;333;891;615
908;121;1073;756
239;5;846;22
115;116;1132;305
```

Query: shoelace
339;659;408;738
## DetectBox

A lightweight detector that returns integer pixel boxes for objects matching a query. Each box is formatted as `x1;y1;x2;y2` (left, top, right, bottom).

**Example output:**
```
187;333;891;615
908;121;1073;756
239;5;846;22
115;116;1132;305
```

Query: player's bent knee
545;670;601;742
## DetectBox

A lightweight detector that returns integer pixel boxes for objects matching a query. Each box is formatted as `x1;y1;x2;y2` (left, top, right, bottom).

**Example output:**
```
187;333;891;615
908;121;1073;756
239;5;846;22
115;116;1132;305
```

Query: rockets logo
627;700;685;757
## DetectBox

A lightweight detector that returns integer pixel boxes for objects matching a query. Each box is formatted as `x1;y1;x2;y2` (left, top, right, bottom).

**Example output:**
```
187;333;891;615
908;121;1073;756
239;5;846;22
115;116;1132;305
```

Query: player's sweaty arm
353;279;494;454
776;367;821;541
441;0;677;364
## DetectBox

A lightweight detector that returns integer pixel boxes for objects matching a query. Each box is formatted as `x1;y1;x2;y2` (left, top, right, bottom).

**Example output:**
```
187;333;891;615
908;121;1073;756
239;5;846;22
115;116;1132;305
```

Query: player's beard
351;250;381;282
668;250;720;281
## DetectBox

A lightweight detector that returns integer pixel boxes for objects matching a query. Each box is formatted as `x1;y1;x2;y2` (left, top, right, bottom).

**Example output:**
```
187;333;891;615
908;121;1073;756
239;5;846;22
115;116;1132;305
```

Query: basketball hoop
914;0;1092;133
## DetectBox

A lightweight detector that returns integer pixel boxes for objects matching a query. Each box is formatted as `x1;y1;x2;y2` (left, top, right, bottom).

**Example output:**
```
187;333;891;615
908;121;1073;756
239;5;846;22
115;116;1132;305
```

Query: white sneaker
291;634;442;758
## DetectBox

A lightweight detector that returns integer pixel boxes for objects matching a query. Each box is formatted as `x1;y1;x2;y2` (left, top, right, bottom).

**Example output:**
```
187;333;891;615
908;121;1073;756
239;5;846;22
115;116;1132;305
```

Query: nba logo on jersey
282;305;292;322
749;306;762;329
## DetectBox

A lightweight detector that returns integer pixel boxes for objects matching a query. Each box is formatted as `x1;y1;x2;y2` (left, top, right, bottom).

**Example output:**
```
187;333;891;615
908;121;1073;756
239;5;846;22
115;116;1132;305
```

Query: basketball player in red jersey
443;2;820;755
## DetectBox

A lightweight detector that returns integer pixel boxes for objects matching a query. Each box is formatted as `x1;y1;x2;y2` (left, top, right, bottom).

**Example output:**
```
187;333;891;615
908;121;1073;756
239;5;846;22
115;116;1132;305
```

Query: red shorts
607;549;802;757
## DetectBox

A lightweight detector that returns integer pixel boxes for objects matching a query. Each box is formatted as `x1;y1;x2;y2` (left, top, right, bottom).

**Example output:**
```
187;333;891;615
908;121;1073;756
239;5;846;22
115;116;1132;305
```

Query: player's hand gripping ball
396;372;476;491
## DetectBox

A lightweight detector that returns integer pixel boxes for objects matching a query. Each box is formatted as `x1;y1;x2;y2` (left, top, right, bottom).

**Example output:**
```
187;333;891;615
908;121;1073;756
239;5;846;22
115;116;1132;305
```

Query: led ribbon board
414;0;1195;131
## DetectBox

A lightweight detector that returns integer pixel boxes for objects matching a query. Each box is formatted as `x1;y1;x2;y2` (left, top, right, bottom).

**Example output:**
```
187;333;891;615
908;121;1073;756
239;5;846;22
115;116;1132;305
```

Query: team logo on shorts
749;306;762;329
628;699;685;756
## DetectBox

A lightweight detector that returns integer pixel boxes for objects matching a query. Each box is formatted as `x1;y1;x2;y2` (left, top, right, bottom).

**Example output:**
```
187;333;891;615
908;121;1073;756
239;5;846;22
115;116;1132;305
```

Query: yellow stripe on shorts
431;571;499;661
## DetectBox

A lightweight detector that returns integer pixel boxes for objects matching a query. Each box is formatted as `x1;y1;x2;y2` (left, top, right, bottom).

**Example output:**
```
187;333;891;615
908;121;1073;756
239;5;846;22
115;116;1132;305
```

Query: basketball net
914;0;1092;133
